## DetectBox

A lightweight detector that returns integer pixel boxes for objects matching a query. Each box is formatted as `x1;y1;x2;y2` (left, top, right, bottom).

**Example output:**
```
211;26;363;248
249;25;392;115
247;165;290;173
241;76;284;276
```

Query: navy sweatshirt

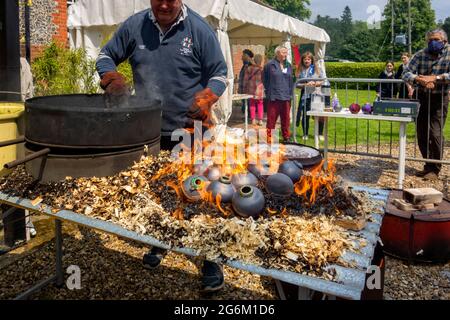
263;59;293;102
96;6;228;135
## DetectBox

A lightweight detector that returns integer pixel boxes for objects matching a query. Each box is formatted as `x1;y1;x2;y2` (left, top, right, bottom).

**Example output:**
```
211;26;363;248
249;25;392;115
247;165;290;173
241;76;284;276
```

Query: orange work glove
100;71;130;107
187;88;219;123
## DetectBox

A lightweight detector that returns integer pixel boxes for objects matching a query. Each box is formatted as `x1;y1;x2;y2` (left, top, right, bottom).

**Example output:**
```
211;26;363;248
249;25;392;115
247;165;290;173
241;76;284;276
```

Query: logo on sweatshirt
180;36;193;56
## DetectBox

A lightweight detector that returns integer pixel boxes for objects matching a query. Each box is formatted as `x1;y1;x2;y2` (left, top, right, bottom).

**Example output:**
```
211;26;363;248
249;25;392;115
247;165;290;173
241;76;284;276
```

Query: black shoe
143;247;167;269
283;137;292;144
201;261;224;292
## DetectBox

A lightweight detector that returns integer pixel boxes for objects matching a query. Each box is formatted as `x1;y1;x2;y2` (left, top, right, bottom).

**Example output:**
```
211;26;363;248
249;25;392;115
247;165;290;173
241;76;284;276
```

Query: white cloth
20;58;34;101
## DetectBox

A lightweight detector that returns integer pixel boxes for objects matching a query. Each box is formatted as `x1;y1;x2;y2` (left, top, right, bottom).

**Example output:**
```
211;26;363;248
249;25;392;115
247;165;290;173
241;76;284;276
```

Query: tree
380;0;436;60
340;22;383;62
314;15;344;58
441;17;450;36
340;6;353;36
262;0;311;20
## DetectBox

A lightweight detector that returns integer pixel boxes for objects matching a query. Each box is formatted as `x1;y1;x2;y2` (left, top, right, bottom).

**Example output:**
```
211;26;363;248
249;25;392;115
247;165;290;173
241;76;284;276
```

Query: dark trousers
417;92;448;173
266;100;291;140
296;98;324;136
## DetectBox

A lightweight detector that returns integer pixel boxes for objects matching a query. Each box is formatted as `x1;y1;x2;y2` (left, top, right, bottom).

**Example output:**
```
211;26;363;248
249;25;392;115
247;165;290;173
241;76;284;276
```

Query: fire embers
232;185;265;218
294;160;336;204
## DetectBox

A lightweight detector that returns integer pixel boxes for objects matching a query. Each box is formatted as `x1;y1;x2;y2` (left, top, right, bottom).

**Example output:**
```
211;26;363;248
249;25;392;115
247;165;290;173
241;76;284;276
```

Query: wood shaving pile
0;152;379;280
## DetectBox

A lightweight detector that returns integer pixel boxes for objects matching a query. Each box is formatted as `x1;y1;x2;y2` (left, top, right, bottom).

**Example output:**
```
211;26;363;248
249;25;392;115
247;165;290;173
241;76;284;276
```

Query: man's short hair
243;49;254;58
426;28;448;42
274;45;288;55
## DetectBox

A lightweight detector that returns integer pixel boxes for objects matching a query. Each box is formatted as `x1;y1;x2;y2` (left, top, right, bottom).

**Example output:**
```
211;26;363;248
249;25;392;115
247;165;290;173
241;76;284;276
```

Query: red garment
266;100;291;140
243;65;263;98
249;98;264;121
292;45;301;67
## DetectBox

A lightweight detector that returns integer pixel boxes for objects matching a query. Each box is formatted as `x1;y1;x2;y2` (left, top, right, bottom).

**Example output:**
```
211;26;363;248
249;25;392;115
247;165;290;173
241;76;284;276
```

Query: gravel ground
0;148;449;300
0;220;277;300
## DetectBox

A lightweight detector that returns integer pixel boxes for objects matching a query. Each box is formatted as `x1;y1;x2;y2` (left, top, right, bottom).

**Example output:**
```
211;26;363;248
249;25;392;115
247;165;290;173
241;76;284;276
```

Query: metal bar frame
13;219;63;300
0;189;389;301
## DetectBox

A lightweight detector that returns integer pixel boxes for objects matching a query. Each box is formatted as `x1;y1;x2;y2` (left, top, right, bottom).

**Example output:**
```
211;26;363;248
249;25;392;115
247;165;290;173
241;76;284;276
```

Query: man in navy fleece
96;0;228;292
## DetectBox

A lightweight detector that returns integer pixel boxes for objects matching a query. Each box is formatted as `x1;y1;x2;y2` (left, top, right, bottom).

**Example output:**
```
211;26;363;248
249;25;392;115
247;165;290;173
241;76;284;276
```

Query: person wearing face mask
395;53;415;99
377;61;398;99
403;29;450;181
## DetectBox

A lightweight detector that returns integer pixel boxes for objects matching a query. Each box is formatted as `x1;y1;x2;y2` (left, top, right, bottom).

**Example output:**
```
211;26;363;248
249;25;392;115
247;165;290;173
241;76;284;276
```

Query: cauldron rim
25;94;162;113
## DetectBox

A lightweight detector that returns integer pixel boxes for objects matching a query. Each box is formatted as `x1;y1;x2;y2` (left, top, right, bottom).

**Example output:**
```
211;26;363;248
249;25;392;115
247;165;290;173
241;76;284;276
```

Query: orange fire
294;160;336;204
152;131;336;217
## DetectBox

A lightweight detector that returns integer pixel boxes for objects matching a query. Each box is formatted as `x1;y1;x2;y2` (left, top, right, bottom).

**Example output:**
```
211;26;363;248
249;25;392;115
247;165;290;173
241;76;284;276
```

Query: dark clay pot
231;172;258;189
278;160;303;183
265;173;294;197
207;176;235;203
247;163;272;178
232;186;265;218
181;175;208;202
206;166;222;181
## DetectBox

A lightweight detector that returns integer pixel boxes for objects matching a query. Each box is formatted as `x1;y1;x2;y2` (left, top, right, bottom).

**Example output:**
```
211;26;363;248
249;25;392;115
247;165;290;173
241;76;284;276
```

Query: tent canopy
67;0;329;127
68;0;329;47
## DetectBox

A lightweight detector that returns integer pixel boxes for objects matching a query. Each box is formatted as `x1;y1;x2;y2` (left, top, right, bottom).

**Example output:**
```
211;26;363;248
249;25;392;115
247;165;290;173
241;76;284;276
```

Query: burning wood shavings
0;152;380;281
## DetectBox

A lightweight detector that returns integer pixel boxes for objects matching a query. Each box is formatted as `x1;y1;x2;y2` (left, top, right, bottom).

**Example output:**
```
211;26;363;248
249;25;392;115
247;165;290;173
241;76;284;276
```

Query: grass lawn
294;89;450;149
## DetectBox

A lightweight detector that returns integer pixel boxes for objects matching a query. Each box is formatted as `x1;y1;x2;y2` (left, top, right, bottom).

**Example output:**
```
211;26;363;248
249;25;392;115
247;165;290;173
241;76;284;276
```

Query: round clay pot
207;176;235;203
232;185;265;218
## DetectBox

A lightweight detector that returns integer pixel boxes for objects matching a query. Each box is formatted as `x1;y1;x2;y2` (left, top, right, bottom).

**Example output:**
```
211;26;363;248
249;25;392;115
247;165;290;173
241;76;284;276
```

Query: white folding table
307;110;414;189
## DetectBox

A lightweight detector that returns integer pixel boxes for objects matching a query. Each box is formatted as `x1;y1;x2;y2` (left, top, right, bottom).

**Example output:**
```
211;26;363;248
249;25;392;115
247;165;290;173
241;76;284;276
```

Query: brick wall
19;0;68;60
51;0;68;47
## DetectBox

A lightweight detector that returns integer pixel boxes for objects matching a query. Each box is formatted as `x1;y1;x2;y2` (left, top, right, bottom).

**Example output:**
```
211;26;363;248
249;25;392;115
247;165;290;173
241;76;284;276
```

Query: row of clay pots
181;160;304;218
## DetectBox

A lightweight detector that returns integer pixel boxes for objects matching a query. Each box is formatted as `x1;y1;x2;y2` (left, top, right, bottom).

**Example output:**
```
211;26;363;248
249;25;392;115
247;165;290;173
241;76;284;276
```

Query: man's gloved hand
100;71;130;107
416;75;437;88
187;88;219;124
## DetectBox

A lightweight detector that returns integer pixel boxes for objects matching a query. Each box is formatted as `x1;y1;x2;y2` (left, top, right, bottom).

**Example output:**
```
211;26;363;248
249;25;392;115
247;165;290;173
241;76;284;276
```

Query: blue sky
308;0;449;23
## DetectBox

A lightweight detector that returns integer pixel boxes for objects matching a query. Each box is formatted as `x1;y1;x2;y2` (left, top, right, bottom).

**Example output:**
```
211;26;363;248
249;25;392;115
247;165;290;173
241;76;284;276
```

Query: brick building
19;0;69;60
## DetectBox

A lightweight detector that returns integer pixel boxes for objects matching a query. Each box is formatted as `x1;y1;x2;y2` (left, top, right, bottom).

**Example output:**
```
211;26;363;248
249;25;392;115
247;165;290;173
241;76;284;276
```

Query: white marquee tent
68;0;330;127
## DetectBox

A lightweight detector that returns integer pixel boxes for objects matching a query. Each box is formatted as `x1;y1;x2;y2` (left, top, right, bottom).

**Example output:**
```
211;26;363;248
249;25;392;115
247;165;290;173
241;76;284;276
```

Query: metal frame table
307;111;413;189
0;187;388;300
232;94;255;137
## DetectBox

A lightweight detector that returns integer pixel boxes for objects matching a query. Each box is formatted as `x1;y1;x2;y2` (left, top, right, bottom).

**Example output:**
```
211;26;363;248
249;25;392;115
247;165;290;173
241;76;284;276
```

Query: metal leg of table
323;118;329;170
55;219;64;287
292;94;297;143
14;219;64;300
274;280;287;300
314;117;320;149
398;123;407;189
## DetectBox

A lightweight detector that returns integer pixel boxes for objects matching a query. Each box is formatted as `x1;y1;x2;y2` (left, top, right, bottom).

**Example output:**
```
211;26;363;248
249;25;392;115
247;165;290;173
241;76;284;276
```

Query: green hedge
325;62;402;89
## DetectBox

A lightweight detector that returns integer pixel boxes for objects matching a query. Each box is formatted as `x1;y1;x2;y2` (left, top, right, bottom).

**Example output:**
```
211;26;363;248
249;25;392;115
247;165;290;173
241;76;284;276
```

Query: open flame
151;129;336;217
294;160;336;204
